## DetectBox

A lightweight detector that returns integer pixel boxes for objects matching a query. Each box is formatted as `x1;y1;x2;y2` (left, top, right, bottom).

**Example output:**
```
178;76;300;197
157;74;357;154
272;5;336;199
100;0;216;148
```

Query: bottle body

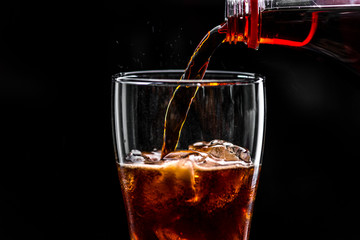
225;0;360;72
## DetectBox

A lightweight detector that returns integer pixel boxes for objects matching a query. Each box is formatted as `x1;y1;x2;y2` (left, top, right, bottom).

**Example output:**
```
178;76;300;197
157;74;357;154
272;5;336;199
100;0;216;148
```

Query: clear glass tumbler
112;70;266;240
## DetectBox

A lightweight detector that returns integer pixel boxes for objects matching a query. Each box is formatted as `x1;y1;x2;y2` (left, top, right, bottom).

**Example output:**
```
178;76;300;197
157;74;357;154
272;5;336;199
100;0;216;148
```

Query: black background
1;1;359;240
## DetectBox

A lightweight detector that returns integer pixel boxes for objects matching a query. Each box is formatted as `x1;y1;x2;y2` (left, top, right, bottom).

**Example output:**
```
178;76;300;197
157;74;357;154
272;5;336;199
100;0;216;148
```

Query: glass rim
113;69;264;86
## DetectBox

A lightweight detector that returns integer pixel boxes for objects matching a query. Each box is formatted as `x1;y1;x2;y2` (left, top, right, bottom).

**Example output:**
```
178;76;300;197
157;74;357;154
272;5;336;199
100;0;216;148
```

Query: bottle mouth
226;0;263;19
225;0;247;20
224;0;261;49
224;0;246;44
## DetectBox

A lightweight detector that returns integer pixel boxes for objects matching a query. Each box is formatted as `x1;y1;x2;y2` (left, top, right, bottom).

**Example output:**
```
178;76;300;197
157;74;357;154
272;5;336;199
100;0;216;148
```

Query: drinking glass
112;70;266;240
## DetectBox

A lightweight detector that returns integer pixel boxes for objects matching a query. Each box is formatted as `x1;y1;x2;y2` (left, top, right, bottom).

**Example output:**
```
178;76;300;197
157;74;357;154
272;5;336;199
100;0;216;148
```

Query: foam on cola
119;140;258;240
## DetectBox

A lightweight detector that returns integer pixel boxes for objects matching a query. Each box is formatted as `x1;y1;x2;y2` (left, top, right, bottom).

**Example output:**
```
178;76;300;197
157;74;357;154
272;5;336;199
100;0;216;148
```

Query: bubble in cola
119;140;260;240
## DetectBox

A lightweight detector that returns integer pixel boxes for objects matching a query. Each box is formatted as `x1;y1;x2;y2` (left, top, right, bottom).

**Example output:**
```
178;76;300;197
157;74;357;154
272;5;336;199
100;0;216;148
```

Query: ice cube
149;159;197;204
135;160;196;217
125;149;149;163
188;141;209;151
225;144;251;163
207;145;240;161
125;150;163;164
189;140;251;164
192;141;209;148
209;139;225;145
163;150;207;164
143;151;162;164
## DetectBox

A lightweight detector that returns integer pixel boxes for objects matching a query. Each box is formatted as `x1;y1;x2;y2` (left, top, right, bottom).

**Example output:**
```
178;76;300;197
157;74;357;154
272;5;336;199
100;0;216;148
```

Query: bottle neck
225;0;262;49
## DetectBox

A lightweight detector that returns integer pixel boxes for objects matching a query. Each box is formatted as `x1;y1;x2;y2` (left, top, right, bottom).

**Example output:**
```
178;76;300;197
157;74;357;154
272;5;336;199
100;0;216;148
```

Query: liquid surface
131;139;251;167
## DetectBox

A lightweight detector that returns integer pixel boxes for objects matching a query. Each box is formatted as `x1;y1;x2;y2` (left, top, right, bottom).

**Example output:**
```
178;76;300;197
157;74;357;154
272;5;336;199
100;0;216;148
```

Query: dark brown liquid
161;7;360;158
118;158;258;240
160;24;227;158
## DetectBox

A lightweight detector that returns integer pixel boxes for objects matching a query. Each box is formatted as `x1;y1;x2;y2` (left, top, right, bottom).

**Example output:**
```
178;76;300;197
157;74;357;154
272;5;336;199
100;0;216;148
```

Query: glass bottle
225;0;360;72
